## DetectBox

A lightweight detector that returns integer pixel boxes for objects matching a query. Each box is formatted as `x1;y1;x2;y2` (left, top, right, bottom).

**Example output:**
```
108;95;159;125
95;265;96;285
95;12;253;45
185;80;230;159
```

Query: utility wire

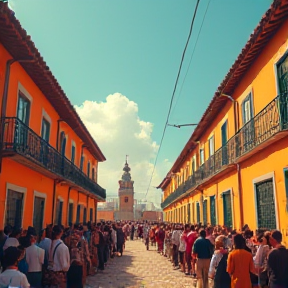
171;0;211;118
145;0;201;199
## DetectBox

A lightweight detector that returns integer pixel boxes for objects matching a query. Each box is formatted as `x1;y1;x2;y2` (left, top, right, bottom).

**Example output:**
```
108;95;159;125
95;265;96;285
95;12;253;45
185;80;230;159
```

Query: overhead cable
145;0;201;199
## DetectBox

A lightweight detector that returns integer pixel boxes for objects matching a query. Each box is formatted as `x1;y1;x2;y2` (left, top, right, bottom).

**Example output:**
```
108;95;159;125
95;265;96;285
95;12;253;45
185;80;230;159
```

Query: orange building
159;0;288;243
0;3;106;232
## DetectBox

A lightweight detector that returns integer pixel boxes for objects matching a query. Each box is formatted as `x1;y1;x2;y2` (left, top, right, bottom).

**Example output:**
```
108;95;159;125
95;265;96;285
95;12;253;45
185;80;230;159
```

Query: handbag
47;242;62;270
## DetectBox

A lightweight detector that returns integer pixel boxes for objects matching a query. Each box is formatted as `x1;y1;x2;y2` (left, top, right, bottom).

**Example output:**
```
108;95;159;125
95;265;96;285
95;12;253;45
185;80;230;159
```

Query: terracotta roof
0;3;106;162
158;0;288;189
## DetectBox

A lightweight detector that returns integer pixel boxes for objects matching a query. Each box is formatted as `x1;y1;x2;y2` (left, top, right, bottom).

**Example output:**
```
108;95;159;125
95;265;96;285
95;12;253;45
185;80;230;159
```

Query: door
210;196;216;226
221;121;228;165
277;53;288;129
187;203;191;223
33;196;45;236
16;93;30;151
83;207;87;224
255;179;276;230
5;189;24;228
242;93;254;152
76;204;81;223
203;200;207;224
41;118;50;166
59;132;66;175
90;208;93;222
223;192;232;228
68;203;74;225
196;202;200;223
57;201;63;225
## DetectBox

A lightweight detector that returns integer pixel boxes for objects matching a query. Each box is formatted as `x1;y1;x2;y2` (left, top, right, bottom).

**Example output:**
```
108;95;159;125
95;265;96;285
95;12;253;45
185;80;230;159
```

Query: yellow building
158;0;288;243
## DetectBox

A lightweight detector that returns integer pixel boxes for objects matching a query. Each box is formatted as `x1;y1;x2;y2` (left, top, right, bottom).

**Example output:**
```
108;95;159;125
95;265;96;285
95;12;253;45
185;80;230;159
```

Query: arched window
124;197;128;203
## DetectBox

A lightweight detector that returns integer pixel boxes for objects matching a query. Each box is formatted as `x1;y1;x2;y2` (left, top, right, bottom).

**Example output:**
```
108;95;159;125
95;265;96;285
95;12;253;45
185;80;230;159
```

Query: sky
9;0;271;206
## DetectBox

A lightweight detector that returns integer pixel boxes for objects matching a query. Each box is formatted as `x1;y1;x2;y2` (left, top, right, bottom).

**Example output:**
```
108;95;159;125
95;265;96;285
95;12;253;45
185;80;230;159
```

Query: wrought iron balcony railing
1;117;106;200
161;92;288;209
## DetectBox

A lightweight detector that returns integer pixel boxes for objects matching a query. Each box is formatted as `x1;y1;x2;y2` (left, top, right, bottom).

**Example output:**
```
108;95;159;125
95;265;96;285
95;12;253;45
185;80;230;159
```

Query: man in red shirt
182;224;197;276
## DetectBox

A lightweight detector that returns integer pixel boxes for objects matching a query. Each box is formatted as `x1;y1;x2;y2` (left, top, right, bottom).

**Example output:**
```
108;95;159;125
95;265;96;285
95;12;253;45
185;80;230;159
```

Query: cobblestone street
86;240;195;288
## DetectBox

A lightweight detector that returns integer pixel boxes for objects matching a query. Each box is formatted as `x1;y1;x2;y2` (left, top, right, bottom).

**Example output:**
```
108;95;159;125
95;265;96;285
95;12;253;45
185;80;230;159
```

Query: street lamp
167;123;198;128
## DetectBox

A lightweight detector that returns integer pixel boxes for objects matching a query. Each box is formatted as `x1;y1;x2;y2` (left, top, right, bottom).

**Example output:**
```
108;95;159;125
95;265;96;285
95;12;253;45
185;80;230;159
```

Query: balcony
1;117;106;200
161;92;288;209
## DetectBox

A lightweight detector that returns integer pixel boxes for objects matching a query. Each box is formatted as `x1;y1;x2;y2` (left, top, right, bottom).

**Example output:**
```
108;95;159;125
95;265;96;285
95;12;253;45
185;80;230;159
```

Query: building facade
159;0;288;243
0;3;106;232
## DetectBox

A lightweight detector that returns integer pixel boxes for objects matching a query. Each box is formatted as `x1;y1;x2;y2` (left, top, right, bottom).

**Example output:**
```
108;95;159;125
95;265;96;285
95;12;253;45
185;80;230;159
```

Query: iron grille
255;179;276;230
223;192;232;228
210;196;216;226
161;92;288;209
1;117;106;200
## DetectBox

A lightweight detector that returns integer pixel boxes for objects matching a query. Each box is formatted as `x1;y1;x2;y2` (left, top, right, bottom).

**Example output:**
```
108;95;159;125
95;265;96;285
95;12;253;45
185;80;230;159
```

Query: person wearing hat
0;246;30;287
25;232;45;288
3;228;21;251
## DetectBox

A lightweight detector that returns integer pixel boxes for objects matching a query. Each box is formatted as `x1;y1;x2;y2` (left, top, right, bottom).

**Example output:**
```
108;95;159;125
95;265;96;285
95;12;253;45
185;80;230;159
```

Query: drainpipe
0;58;35;172
237;163;244;228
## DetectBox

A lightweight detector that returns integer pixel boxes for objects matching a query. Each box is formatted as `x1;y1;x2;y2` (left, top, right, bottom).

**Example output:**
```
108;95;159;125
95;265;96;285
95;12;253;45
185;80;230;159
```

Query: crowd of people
0;221;287;288
143;223;288;288
0;221;128;288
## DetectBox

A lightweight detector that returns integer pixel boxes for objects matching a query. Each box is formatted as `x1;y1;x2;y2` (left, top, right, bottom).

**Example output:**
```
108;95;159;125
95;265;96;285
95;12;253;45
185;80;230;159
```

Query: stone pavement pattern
86;240;196;288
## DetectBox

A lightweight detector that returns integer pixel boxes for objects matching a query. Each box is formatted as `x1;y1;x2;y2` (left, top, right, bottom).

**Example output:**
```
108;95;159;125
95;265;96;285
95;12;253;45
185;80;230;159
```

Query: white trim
18;82;33;102
4;183;27;228
69;199;74;204
252;172;279;229
32;191;47;230
42;109;52;124
58;196;64;202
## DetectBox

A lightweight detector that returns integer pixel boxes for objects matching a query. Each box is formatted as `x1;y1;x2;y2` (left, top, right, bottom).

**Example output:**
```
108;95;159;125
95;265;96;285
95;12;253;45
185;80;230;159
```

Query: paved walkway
86;240;196;288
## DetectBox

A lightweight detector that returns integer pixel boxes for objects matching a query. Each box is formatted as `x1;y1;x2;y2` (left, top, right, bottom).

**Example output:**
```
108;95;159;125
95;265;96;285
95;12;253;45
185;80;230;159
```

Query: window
68;203;74;225
5;189;24;228
87;162;90;178
41;118;50;143
196;202;200;223
242;93;253;125
200;148;204;166
17;92;30;125
124;197;128;203
192;156;196;173
80;156;84;171
59;132;66;156
71;144;76;164
209;136;214;157
277;52;288;93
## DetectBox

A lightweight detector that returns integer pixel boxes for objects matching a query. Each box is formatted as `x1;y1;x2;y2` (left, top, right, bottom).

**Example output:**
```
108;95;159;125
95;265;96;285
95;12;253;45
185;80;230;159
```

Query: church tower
117;157;134;220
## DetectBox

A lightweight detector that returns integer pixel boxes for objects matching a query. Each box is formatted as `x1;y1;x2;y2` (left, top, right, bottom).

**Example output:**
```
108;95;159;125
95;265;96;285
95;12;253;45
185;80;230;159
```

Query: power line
145;0;201;199
171;0;211;118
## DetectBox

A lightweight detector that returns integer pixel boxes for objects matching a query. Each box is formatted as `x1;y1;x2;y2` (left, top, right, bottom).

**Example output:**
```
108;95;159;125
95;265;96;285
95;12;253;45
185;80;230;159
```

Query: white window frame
208;136;215;157
274;48;288;95
252;172;279;229
17;83;33;126
4;183;27;228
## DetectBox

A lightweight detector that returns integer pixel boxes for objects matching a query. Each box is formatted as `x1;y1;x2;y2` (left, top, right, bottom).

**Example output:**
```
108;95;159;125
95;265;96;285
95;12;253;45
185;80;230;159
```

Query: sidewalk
86;240;195;288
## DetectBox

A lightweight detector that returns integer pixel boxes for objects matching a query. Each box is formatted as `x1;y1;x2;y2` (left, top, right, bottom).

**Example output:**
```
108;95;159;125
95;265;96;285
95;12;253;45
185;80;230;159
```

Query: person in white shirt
3;228;21;251
25;234;44;288
44;225;70;288
0;246;30;288
38;228;52;268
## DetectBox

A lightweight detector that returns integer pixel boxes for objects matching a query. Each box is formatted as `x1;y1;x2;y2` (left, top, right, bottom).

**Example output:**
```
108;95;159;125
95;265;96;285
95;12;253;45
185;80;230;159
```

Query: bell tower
118;156;134;220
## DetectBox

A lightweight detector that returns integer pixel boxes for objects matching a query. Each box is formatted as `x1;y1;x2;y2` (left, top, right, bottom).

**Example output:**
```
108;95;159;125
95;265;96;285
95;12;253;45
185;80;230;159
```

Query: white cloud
75;93;172;206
